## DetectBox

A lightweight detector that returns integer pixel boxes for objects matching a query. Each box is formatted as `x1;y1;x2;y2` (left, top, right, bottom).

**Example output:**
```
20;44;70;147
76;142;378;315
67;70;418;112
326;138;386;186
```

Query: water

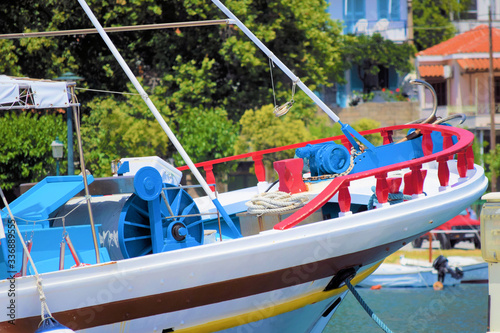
325;284;488;332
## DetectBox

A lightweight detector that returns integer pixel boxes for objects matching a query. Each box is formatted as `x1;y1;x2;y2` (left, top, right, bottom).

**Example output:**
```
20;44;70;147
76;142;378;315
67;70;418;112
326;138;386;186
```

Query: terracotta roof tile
457;58;500;72
417;25;500;56
419;65;444;77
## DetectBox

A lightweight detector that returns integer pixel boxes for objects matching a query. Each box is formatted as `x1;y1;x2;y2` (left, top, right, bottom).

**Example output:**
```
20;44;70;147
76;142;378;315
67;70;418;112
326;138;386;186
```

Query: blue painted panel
1;175;94;226
0;224;108;279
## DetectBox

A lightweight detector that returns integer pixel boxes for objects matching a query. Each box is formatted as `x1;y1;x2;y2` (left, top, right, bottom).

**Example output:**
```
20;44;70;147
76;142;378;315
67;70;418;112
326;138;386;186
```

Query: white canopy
0;75;79;110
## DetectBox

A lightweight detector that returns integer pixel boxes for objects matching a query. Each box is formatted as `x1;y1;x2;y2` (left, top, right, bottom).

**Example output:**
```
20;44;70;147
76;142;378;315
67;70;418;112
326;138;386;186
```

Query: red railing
177;124;475;230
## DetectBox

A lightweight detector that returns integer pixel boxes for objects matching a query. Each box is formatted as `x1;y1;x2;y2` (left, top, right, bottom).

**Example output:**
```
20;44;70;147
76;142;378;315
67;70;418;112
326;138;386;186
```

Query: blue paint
0;224;109;279
212;198;242;238
296;142;351;177
1;175;93;228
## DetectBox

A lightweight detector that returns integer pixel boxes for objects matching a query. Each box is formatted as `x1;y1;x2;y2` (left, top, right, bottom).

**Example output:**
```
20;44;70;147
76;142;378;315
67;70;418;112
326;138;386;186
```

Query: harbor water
325;284;488;332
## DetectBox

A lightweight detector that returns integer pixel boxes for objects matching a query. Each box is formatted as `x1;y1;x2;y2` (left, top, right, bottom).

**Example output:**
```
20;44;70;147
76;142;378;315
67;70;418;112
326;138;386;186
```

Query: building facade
327;0;409;107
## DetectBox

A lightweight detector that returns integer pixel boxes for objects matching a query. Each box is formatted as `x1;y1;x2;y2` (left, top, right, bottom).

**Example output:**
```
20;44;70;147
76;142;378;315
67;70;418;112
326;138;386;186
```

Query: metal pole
70;86;101;263
489;5;497;191
67;108;74;175
407;0;414;45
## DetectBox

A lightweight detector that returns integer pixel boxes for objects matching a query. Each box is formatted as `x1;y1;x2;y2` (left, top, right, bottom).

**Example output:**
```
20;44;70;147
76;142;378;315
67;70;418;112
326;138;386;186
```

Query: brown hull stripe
1;236;412;332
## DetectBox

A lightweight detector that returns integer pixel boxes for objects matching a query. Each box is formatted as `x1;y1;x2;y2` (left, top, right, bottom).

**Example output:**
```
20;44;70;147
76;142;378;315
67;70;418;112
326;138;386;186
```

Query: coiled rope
345;280;394;333
245;191;309;216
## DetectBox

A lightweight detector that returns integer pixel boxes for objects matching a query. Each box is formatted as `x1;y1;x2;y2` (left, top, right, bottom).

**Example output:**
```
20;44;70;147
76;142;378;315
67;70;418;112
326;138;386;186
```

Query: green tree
0;0;345;184
485;143;500;191
0;112;66;190
235;103;314;161
0;0;345;117
341;33;415;93
413;0;471;51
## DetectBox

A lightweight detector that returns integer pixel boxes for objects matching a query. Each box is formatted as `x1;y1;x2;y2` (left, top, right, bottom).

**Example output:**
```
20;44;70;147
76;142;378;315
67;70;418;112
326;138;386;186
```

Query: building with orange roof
415;24;500;144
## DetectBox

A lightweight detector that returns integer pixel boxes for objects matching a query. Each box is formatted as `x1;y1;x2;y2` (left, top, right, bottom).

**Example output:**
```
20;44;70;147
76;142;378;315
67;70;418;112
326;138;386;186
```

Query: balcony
344;19;408;42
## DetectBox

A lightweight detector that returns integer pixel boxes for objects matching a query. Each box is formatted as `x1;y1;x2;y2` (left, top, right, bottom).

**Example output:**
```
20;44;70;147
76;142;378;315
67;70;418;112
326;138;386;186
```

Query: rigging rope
345;280;394;333
0;186;53;322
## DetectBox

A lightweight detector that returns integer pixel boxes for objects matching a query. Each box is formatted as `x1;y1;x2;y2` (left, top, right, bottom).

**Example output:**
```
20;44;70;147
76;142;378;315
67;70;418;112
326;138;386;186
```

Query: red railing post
410;164;426;197
340;136;353;152
466;145;474;171
437;157;450;190
375;172;389;207
252;153;266;182
457;150;468;178
338;181;351;216
421;129;433;156
381;130;394;145
203;164;216;192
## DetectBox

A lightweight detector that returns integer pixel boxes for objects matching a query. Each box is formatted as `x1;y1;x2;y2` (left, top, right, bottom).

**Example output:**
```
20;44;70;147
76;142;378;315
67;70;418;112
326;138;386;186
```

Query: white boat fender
35;316;75;332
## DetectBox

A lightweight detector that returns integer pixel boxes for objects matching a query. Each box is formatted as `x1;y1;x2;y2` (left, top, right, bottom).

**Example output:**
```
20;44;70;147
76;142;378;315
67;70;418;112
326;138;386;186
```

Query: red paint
457;151;467;178
421;129;433;156
387;177;402;194
252;154;266;182
175;124;474;230
273;159;307;194
338;181;351;213
381;130;393;145
375;173;389;204
438;158;450;187
203;164;216;192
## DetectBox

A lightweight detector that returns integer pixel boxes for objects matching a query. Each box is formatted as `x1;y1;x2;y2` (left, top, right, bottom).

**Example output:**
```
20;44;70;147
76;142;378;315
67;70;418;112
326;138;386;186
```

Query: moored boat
0;1;488;332
358;255;488;288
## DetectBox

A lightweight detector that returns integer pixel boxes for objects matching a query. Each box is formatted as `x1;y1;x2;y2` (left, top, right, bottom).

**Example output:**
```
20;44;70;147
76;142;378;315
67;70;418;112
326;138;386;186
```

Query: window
378;0;400;20
459;0;477;20
430;81;447;106
346;0;366;23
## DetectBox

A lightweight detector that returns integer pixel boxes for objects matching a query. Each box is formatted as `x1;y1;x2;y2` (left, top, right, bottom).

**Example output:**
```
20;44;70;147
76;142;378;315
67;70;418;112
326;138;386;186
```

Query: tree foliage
0;0;346;188
484;143;500;191
0;112;66;190
342;33;415;93
413;0;471;51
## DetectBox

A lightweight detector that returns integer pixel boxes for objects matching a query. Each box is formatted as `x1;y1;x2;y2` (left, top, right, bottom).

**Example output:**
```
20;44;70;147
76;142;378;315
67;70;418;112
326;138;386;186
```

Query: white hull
0;162;487;332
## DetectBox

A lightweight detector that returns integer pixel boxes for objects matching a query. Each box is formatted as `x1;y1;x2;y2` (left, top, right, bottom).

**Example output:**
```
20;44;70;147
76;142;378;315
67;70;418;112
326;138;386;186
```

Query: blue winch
295;142;351;177
117;166;204;258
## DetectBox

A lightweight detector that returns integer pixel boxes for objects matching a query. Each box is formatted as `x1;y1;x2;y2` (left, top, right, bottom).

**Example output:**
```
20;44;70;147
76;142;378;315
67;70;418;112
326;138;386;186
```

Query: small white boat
0;0;488;332
358;255;488;288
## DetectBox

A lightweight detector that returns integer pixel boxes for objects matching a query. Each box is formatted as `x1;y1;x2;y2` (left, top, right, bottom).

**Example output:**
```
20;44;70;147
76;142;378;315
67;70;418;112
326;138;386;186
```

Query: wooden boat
0;0;488;332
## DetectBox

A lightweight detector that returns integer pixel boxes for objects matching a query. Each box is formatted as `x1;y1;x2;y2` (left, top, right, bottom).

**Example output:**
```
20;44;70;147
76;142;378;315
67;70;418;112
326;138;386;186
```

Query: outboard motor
433;255;464;283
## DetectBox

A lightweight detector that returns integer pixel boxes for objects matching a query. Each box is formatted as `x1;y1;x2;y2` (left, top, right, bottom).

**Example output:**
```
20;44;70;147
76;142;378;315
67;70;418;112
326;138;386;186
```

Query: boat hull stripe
0;237;410;332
